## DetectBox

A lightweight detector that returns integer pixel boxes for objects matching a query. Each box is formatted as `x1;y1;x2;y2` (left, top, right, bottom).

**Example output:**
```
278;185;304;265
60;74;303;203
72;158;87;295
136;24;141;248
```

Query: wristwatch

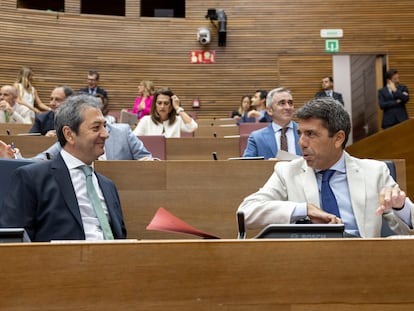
176;107;185;114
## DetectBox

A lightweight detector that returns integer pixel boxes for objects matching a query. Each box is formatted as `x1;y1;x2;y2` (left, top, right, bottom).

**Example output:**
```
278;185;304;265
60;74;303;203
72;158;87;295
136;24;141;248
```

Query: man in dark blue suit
378;69;410;129
314;76;344;105
29;86;73;136
243;88;302;159
0;94;126;241
79;70;108;99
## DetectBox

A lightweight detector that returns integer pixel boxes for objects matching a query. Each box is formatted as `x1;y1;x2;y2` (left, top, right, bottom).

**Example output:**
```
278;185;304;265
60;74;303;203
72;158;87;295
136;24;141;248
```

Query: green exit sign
325;39;339;53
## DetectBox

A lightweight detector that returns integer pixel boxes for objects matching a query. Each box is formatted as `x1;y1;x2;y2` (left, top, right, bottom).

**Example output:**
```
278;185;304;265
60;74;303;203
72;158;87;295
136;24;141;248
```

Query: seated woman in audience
133;87;198;137
126;80;154;120
14;66;50;118
231;95;256;124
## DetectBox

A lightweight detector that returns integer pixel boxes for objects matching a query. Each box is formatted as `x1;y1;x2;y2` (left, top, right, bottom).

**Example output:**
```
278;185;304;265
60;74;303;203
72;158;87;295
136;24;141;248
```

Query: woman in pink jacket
128;80;154;120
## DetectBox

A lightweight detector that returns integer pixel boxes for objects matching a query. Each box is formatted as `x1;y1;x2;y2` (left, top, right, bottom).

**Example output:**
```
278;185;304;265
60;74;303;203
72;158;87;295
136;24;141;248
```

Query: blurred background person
94;93;116;124
247;89;272;122
79;70;108;98
14;66;50;118
314;76;344;105
133;87;198;137
125;80;154;120
232;94;256;124
378;69;409;129
0;85;32;124
29;86;74;136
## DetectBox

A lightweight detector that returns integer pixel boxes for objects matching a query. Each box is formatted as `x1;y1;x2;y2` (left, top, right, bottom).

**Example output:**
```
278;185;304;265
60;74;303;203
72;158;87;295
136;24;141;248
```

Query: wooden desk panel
1;239;414;310
194;124;239;137
0;123;33;135
166;137;240;160
95;160;275;239
0;135;57;157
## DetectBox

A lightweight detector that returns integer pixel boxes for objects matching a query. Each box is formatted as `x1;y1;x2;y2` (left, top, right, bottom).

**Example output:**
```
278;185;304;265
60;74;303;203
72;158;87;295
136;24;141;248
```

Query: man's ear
334;130;345;148
62;126;75;145
266;106;273;116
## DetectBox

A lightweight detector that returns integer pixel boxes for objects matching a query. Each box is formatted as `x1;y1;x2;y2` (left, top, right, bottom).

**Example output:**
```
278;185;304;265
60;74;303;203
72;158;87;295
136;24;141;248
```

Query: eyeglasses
87;78;97;82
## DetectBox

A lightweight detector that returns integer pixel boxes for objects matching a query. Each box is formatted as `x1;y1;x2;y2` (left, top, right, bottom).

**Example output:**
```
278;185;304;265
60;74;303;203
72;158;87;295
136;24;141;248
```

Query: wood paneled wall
0;0;413;118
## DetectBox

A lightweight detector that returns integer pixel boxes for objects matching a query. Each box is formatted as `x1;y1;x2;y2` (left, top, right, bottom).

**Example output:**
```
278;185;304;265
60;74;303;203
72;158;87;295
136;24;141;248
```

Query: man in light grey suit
33;120;153;161
238;97;414;238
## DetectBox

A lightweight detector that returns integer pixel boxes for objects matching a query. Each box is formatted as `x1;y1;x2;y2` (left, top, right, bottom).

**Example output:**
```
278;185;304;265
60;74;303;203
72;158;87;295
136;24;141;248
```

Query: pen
11;142;14;151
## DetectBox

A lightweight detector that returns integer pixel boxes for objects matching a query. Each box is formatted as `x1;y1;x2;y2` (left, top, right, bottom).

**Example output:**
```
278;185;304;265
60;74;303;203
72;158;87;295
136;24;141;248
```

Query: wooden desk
95;159;407;240
166;137;241;160
1;239;414;310
194;124;239;137
95;160;276;239
0;135;57;157
0;123;32;135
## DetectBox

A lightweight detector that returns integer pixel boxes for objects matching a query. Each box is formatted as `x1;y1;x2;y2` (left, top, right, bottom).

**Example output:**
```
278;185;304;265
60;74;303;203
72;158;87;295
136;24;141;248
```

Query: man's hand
0;140;14;158
247;110;260;118
45;130;57;137
387;81;397;92
376;187;406;215
307;204;342;224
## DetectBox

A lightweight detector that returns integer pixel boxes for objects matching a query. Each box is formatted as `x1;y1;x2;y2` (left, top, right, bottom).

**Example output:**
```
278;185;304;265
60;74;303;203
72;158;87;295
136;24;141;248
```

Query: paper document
146;207;220;239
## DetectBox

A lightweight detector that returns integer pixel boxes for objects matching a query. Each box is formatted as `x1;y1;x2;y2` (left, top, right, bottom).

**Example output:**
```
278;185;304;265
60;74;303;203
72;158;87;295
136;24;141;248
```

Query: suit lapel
51;154;83;229
261;125;277;157
344;154;367;237
299;162;320;207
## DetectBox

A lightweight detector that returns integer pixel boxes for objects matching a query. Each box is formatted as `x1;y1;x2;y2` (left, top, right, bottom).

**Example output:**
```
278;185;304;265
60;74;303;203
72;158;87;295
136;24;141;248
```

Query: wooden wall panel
0;1;412;120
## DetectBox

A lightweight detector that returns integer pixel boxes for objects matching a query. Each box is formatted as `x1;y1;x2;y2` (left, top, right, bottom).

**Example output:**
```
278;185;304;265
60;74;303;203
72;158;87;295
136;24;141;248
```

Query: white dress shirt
60;149;109;240
272;121;296;155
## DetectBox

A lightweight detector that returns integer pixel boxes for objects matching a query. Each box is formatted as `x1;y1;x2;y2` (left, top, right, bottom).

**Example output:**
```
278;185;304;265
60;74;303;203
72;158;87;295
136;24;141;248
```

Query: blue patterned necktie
79;165;114;240
320;170;340;217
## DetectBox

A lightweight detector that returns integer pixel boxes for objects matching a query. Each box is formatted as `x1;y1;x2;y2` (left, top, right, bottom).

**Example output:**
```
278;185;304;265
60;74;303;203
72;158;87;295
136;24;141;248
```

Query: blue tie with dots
320;170;340;217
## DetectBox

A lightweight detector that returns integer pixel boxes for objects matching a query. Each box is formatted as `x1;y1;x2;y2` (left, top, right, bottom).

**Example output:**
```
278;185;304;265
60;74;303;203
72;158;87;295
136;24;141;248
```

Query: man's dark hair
385;69;398;81
295;97;350;149
256;89;268;100
88;70;100;80
150;87;177;125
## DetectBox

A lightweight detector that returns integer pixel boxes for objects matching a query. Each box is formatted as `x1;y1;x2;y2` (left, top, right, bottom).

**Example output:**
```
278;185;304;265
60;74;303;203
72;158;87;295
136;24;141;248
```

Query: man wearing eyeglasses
79;70;108;99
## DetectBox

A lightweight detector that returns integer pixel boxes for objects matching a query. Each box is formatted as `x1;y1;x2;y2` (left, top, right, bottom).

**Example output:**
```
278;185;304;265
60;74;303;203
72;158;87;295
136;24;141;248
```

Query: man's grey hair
266;88;291;108
55;94;103;147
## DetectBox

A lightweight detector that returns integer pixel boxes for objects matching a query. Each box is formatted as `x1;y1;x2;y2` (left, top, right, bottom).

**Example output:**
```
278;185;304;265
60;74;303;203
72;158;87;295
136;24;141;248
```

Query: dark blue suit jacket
378;84;409;129
315;91;344;105
243;122;302;159
30;110;55;135
0;153;126;241
79;87;108;98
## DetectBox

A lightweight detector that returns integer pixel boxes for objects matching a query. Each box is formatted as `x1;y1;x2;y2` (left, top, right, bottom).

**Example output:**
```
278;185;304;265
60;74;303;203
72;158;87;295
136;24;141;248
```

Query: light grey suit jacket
33;123;152;161
238;152;414;237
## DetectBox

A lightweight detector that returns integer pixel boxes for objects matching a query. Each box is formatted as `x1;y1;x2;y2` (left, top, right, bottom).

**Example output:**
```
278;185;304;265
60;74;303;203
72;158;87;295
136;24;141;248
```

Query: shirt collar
315;151;346;174
272;120;293;133
60;149;94;170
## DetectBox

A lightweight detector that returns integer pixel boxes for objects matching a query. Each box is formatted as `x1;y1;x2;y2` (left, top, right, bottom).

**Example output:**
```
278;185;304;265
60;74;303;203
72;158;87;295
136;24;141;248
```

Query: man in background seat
243;88;301;159
79;70;108;99
29;86;73;136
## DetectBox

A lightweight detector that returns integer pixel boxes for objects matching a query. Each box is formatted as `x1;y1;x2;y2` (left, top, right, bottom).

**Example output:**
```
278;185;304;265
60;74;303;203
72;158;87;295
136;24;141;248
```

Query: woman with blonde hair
14;66;50;117
127;80;154;120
